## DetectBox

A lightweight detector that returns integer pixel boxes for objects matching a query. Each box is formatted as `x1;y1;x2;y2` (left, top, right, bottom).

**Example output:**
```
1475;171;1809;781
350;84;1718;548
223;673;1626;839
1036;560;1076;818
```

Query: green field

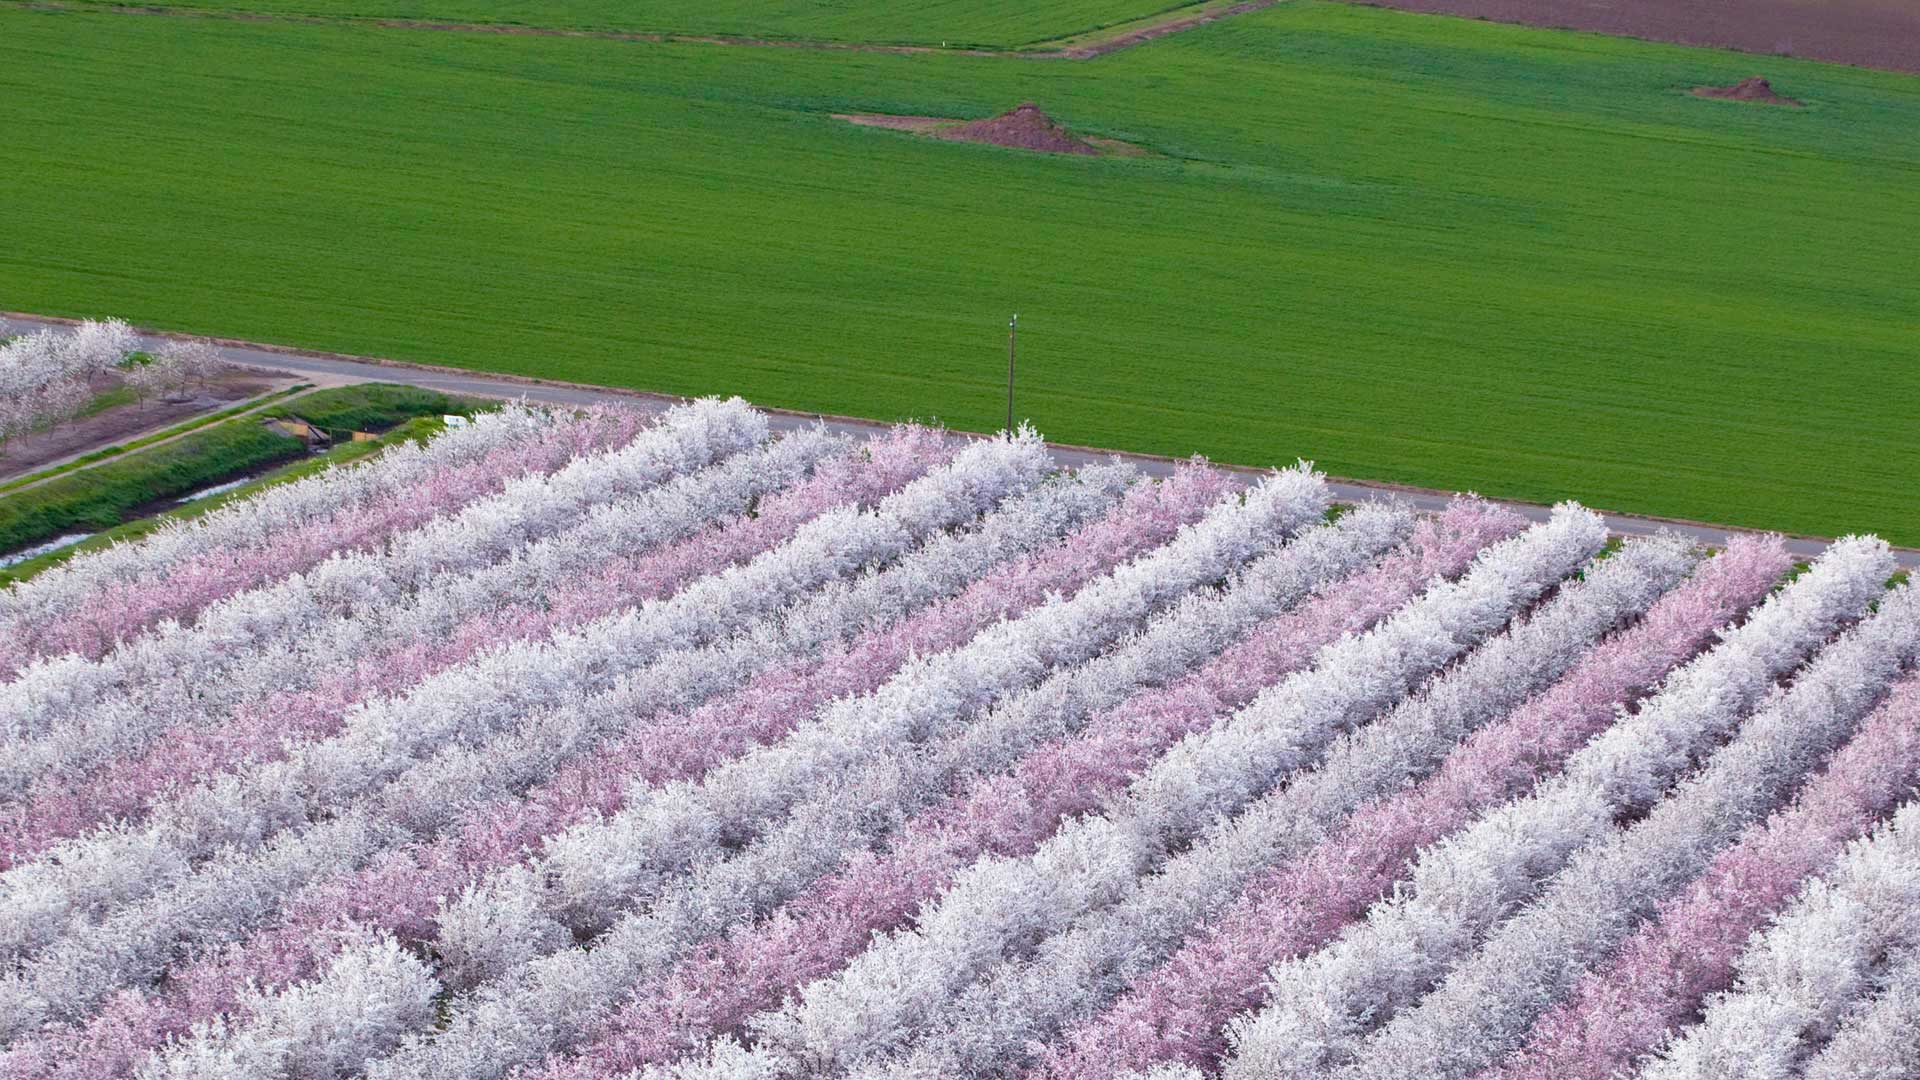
4;3;1919;541
61;0;1195;47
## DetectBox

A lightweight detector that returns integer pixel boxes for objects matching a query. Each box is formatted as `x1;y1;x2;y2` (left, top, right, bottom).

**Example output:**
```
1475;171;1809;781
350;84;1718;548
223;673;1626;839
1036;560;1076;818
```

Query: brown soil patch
838;104;1140;156
1692;76;1803;106
1341;0;1920;77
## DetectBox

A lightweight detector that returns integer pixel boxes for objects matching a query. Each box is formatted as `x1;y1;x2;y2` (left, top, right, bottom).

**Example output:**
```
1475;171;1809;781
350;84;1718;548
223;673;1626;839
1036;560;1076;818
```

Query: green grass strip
0;414;448;586
0;385;310;495
0;383;482;570
0;423;309;555
262;383;477;435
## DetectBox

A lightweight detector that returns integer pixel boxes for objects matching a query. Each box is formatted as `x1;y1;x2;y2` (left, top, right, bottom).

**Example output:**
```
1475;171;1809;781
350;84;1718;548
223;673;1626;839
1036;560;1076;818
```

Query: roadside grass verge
0;386;309;496
0;423;307;556
0;415;452;586
0;385;482;576
263;383;481;435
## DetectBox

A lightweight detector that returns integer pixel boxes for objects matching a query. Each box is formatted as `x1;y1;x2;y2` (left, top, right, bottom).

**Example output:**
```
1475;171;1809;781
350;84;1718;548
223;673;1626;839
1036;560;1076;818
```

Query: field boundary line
1033;0;1279;58
7;311;1908;568
1;0;1281;58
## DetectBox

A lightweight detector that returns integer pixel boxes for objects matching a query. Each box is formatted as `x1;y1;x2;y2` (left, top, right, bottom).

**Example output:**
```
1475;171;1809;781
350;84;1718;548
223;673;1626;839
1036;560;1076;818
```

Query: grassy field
3;3;1918;541
60;0;1196;47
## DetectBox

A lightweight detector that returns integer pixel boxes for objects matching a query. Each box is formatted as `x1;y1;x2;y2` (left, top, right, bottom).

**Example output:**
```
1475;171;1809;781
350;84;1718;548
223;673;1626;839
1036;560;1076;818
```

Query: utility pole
1006;313;1018;436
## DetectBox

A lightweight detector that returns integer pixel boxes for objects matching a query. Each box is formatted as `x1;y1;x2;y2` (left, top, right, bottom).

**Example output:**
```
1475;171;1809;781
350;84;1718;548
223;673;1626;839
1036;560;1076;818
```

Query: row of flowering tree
0;320;229;457
1;393;1914;1080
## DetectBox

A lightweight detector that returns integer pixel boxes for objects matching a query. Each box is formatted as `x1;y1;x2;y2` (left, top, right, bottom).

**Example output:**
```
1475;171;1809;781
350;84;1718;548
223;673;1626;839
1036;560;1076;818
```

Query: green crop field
3;2;1918;541
60;0;1199;48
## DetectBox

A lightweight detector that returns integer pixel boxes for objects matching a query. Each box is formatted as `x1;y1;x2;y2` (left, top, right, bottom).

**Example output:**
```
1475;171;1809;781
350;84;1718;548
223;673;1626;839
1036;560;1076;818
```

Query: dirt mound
936;103;1099;155
1692;76;1803;106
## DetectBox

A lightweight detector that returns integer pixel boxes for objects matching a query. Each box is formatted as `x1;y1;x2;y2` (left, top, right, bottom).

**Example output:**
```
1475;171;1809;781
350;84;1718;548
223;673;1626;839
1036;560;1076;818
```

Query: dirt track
1341;0;1920;75
1059;0;1278;58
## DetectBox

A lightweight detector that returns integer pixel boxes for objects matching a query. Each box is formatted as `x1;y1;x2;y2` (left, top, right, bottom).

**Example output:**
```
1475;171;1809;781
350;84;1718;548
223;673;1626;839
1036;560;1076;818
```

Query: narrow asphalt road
7;313;1910;569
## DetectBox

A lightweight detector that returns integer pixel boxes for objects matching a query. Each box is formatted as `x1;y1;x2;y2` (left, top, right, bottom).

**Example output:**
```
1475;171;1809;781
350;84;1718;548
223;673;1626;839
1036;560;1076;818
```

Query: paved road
8;313;1910;569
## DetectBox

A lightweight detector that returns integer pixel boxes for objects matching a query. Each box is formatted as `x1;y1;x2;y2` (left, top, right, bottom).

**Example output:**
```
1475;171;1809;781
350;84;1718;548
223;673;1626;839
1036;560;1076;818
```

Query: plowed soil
1342;0;1920;75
